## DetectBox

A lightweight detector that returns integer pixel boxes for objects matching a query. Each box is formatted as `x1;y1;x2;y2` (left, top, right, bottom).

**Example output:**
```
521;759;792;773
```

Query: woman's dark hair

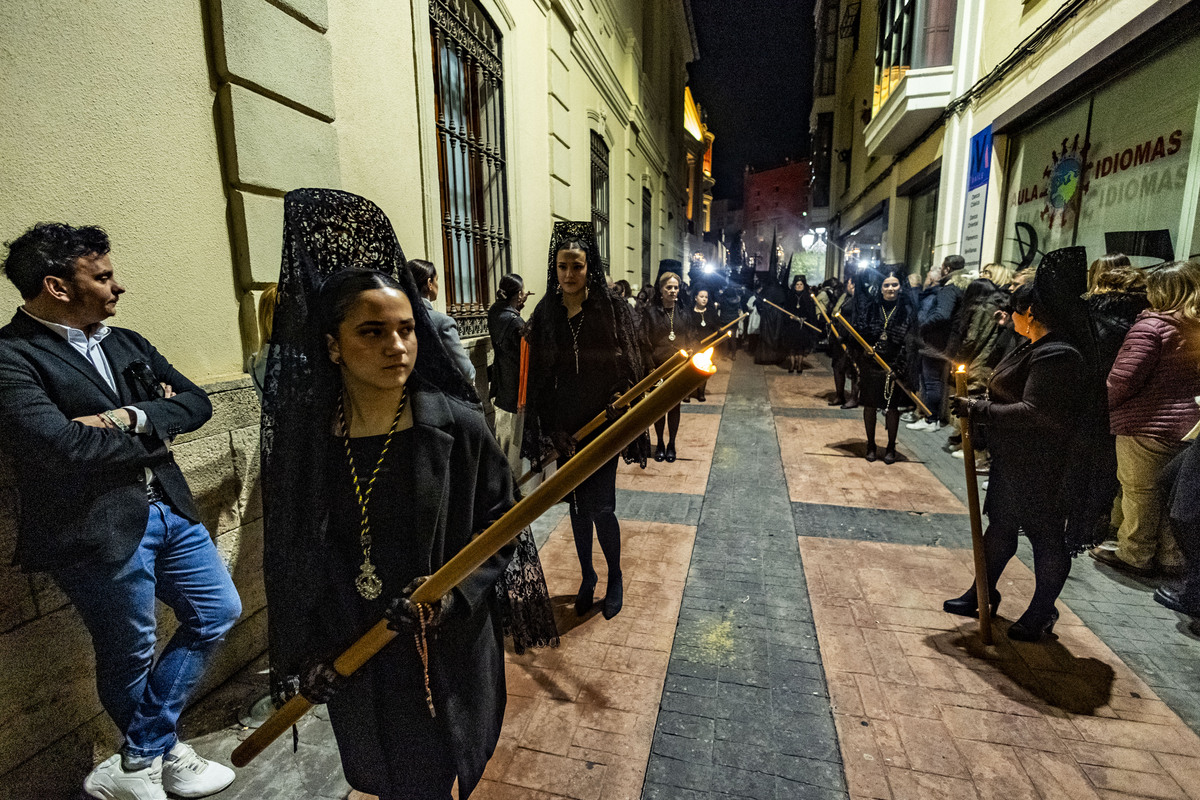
614;279;632;298
1010;282;1059;329
317;268;404;338
555;239;590;260
408;258;438;297
962;278;998;308
1087;253;1132;293
2;222;111;299
496;272;524;303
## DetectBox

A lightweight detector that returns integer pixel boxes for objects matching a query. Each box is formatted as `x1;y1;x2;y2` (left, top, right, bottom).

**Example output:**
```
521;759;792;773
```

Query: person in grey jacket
408;259;476;385
909;254;965;430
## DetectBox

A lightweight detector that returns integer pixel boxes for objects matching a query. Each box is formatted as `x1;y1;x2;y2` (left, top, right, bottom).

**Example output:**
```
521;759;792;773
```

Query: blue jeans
920;355;946;422
51;502;241;759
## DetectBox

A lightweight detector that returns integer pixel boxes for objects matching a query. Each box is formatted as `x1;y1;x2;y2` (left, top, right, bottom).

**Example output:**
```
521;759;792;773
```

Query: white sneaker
83;755;166;800
906;419;934;431
162;742;236;798
952;449;965;459
900;411;919;423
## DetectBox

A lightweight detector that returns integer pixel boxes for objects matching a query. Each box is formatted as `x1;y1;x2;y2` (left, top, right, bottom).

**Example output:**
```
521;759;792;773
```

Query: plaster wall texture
0;0;244;383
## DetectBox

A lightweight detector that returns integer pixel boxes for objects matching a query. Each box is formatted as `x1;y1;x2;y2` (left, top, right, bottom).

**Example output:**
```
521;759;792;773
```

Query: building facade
742;160;813;269
0;0;698;792
811;0;1200;283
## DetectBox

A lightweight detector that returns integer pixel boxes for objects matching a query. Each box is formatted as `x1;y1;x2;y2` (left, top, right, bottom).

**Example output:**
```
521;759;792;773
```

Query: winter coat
1108;311;1200;441
917;281;963;352
956;300;1007;392
487;305;524;413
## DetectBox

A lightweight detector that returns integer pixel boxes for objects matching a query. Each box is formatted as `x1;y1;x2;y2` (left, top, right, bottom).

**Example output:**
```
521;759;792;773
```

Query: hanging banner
961;124;993;269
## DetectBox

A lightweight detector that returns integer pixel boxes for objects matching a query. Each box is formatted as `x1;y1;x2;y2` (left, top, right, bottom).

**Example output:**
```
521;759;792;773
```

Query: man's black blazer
0;310;213;570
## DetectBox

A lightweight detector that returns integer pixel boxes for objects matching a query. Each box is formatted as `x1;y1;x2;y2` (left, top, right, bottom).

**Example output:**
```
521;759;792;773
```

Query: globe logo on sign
1049;156;1081;210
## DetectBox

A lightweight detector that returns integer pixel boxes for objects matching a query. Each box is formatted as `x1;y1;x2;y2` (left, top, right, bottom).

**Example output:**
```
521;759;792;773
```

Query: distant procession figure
853;265;915;464
261;189;517;800
691;287;717;400
782;275;818;374
522;221;651;621
409;258;477;385
487;272;531;474
641;262;696;463
826;278;860;408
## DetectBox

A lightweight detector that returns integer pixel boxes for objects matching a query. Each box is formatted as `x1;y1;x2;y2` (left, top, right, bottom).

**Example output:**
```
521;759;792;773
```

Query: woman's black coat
973;333;1085;532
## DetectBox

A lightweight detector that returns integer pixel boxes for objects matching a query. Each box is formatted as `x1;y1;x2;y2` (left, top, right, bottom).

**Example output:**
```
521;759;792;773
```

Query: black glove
386;576;457;634
949;395;972;418
298;657;346;704
549;430;577;458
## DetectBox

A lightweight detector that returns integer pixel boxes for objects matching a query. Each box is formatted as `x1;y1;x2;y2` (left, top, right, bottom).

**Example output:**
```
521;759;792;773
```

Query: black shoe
943;589;1001;619
654;442;666;462
865;444;877;463
788;367;795;374
1089;547;1155;577
841;399;859;410
665;443;677;463
829;396;846;407
603;572;623;620
883;448;897;465
1154;585;1200;618
698;391;707;402
1008;608;1059;642
575;574;597;616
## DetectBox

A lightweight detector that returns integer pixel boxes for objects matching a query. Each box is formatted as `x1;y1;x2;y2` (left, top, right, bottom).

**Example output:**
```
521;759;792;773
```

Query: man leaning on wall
0;224;240;800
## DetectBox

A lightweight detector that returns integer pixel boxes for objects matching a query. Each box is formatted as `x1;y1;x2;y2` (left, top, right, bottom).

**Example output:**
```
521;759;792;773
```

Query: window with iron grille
642;187;653;287
815;1;840;96
430;0;512;327
591;131;611;273
873;0;916;116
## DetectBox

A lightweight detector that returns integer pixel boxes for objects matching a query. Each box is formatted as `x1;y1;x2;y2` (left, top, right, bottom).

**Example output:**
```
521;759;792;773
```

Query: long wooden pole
811;292;849;355
832;311;934;419
231;353;718;768
955;366;993;645
514;315;745;487
762;298;822;333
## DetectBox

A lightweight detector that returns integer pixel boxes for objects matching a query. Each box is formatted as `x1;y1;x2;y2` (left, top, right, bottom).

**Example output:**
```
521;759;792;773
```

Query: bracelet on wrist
102;409;131;432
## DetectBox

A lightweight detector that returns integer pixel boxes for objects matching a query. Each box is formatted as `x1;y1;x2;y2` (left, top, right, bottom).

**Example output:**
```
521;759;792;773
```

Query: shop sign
960;125;992;268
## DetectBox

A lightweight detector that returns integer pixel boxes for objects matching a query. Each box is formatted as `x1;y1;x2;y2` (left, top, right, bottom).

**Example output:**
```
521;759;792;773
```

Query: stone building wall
0;379;265;798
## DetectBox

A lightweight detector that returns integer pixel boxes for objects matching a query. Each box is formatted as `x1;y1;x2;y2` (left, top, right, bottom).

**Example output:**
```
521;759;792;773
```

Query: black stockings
654;404;682;446
833;352;857;401
863;407;900;450
977;521;1071;623
571;510;622;581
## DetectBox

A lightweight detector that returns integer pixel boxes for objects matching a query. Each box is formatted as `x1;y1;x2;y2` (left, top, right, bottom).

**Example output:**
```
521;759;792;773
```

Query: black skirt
858;359;904;410
559;453;619;517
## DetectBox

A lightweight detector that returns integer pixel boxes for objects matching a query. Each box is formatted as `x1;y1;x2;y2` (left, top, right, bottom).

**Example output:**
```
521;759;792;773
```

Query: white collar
21;307;111;347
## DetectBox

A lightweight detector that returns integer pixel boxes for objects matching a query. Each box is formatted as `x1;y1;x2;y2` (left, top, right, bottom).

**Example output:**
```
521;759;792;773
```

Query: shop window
430;0;512;319
591;131;611;273
905;182;939;280
1000;33;1200;268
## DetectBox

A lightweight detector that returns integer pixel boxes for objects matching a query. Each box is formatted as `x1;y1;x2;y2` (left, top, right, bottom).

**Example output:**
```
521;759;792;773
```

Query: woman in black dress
523;221;649;620
261;189;516;800
945;267;1089;641
692;287;717;400
853;267;914;464
782;275;819;373
641;264;695;462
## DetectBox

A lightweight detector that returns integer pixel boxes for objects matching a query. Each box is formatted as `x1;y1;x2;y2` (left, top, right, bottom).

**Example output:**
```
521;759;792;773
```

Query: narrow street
178;352;1200;800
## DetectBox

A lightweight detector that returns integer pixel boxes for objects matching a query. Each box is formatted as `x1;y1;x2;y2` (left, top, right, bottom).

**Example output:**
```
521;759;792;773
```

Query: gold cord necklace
339;389;408;600
879;304;898;342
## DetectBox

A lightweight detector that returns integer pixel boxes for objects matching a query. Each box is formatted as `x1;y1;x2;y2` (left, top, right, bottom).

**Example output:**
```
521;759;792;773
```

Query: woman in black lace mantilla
522;221;650;621
261;188;542;799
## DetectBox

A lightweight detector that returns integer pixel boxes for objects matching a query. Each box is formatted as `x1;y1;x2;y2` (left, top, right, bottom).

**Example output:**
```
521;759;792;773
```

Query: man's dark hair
408;259;438;298
942;254;966;274
2;223;111;300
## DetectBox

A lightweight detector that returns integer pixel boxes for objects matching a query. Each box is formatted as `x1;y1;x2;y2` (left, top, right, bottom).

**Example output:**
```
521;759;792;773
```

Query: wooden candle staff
955;365;993;645
762;298;823;333
231;351;719;768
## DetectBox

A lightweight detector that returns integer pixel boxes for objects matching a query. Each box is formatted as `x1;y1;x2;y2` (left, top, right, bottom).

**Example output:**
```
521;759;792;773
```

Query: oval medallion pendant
356;562;383;600
668;331;676;342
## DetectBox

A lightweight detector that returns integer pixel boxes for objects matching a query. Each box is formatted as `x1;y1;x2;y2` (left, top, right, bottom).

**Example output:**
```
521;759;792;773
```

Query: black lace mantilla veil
521;221;653;467
262;189;554;702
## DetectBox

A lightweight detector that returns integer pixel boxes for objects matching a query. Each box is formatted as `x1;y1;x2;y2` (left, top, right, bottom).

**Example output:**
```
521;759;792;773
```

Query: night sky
688;0;816;203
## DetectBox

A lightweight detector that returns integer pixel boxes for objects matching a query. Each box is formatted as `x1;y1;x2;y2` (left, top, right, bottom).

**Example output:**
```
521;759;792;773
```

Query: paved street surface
176;353;1200;800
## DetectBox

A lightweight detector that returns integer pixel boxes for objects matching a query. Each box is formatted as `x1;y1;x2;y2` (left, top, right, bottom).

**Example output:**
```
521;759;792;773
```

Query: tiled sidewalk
802;536;1200;800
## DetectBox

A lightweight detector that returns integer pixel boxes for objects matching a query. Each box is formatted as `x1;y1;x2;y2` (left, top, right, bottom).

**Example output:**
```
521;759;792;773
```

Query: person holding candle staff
260;188;517;800
642;263;696;462
945;249;1093;641
852;265;915;464
691;287;717;400
523;221;650;620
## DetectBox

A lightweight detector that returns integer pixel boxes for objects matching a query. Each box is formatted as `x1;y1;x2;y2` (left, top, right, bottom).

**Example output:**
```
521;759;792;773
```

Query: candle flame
956;364;967;373
678;349;689;358
692;348;717;375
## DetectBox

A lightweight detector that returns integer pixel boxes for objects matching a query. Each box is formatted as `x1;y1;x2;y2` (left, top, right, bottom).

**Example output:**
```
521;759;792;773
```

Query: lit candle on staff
956;364;993;645
232;349;719;767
